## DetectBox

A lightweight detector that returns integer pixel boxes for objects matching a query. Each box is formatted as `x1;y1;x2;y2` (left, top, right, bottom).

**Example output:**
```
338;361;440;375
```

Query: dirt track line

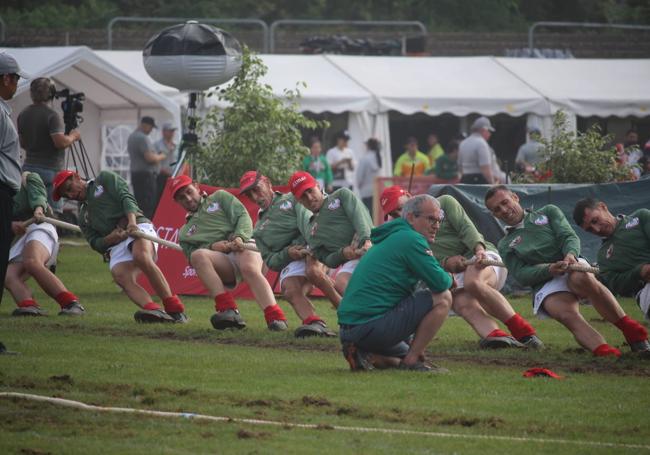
2;392;649;451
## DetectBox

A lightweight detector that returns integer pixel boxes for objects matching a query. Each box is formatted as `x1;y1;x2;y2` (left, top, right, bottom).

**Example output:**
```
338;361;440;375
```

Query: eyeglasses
415;213;444;225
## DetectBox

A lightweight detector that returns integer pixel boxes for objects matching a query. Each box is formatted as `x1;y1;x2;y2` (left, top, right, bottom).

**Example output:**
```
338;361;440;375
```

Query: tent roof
7;46;178;115
496;58;650;118
326;55;552;116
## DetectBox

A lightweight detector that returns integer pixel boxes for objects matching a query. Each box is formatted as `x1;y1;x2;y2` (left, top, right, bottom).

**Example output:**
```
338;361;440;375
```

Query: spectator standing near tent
127;116;166;219
0;52;28;305
53;169;187;324
153;122;177;202
573;198;650;321
326;130;356;191
430;139;459;181
17;77;81;213
356;138;382;216
302;138;333;193
170;175;288;332
515;127;544;174
458;117;497;184
393;137;429;177
426;133;444;173
485;185;650;356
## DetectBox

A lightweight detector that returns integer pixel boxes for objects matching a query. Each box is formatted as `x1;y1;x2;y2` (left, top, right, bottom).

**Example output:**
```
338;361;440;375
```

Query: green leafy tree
524;111;634;184
195;47;326;187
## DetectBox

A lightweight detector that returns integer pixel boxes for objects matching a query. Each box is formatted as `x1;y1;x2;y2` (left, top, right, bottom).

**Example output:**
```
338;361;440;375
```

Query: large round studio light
143;21;243;91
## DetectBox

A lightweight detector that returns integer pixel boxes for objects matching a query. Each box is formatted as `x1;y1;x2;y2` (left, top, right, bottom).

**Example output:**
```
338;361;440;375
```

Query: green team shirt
498;205;581;292
79;171;147;254
179;190;253;260
338;218;452;325
253;192;312;272
307;188;373;268
433;195;496;263
12;172;48;221
597;209;650;296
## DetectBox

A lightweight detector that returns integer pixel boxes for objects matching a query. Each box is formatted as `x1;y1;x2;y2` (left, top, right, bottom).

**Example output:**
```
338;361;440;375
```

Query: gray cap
162;121;178;131
0;52;30;79
471;116;495;132
527;126;541;134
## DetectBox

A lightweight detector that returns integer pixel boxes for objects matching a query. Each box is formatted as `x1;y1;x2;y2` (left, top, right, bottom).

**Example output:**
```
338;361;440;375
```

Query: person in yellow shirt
426;133;445;173
393;137;430;177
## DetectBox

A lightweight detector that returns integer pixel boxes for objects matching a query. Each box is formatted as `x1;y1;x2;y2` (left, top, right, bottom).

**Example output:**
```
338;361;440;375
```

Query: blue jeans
339;290;434;358
23;165;61;212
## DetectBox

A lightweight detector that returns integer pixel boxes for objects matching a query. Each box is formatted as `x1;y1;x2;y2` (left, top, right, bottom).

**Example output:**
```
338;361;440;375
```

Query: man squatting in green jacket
288;171;373;295
337;194;453;372
485;185;650;357
380;185;543;350
6;171;82;316
169;175;288;331
53;170;187;323
238;170;340;338
573;198;650;322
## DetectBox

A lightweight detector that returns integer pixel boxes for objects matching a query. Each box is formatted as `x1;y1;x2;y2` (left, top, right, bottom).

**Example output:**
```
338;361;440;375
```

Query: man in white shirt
326;130;356;191
458;117;497;185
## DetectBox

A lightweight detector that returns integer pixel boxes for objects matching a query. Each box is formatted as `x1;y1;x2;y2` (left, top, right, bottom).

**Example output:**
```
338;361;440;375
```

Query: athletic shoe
479;335;524;349
134;309;175;323
210;309;246;330
58;302;85;316
168;312;189;323
629;339;650;353
294;320;336;338
519;335;545;350
341;342;374;371
267;319;288;331
398;361;450;374
12;306;47;317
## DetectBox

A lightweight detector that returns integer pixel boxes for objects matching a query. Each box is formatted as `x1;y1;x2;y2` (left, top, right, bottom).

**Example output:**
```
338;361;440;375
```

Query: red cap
52;170;77;201
288;171;317;199
170;174;193;198
239;171;261;194
380;185;409;218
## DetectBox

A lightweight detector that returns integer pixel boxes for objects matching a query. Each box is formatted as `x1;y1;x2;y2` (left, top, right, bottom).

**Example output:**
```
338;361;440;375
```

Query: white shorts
533;258;590;319
279;259;307;288
223;251;243;289
329;259;359;279
636;283;650;321
453;251;508;291
108;223;159;270
9;222;59;268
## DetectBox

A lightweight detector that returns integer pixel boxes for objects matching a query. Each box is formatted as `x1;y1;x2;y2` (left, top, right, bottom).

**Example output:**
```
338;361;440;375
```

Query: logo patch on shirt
279;200;293;211
186;224;198;237
206;202;220;213
533;215;548;225
424;248;433;256
625;217;639;229
327;198;341;210
606;244;614;259
94;185;104;198
509;235;522;248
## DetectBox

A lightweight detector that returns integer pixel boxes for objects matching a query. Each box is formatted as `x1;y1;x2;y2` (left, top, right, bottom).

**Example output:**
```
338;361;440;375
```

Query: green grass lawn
1;244;649;454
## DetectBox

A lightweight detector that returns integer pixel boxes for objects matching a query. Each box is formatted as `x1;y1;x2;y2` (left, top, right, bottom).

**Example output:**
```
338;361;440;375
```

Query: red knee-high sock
162;295;185;313
214;292;238;312
486;329;509;338
505;313;536;340
303;315;324;325
143;302;162;311
18;299;38;308
593;344;621;358
614;315;648;344
263;304;286;324
55;291;78;308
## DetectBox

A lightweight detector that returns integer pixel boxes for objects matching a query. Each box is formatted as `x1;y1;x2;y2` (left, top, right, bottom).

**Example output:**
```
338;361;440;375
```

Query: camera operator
17;78;81;213
127;116;166;219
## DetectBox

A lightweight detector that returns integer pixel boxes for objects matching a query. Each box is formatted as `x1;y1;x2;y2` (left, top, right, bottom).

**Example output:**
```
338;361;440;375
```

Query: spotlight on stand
142;20;243;178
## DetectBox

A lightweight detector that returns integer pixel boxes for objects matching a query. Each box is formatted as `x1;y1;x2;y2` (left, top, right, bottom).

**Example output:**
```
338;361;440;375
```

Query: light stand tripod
172;92;200;180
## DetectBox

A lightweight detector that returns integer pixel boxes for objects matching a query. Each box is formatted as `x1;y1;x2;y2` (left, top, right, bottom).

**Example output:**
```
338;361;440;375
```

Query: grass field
1;244;649;454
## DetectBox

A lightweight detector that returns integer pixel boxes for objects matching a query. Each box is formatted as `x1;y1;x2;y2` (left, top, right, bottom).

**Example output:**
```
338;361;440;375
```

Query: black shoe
12;306;47;317
168;312;189;323
134;309;175;323
630;339;650;353
210;309;246;330
341;342;374;371
519;335;545;350
58;301;85;316
267;319;288;331
295;320;337;338
398;361;449;374
479;335;524;349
